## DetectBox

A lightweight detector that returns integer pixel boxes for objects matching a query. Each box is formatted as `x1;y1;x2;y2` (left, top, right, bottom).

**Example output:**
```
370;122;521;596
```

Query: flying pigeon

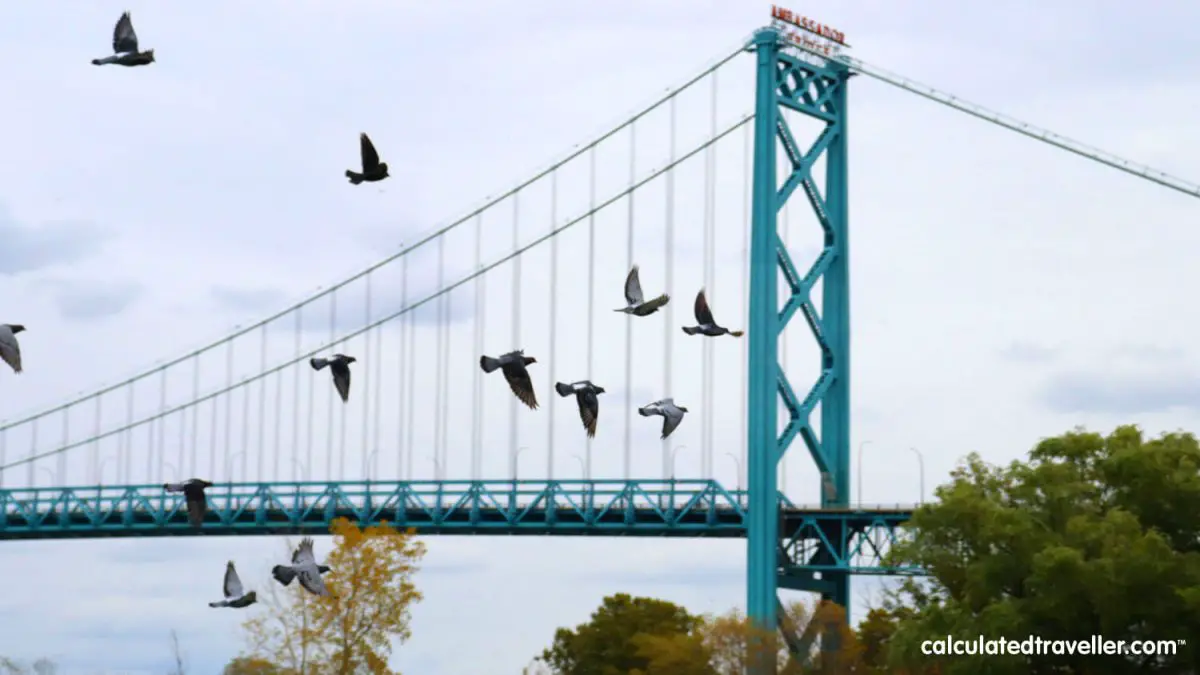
681;289;744;337
0;324;24;374
638;398;689;440
555;380;606;438
311;354;356;403
480;350;538;410
272;537;332;597
209;561;258;609
346;133;389;185
163;478;213;528
91;12;155;67
613;265;670;316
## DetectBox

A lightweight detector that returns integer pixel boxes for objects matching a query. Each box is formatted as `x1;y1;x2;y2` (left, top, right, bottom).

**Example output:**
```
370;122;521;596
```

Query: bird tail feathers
479;356;501;373
208;601;226;608
272;565;297;587
555;382;575;398
637;407;652;417
310;357;329;371
346;170;364;185
729;330;745;337
681;326;699;336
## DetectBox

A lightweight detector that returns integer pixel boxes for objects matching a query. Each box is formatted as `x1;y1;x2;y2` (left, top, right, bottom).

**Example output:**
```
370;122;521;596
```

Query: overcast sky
2;1;1199;673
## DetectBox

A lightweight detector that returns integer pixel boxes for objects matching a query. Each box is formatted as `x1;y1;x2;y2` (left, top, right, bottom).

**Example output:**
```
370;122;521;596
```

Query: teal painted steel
0;479;916;570
746;26;785;644
746;26;856;669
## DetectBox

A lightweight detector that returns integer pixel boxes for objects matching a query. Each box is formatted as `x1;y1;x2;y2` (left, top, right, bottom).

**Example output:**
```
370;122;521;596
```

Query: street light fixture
909;447;926;504
857;440;872;507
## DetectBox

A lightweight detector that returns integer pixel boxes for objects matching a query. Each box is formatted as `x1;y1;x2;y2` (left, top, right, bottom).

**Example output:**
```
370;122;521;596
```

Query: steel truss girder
0;479;915;542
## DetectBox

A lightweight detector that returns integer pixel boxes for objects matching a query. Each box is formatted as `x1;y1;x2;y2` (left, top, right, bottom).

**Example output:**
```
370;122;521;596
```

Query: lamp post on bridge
724;451;744;494
97;455;118;487
909;447;926;504
856;440;873;508
513;446;530;480
37;466;57;487
668;445;688;511
670;445;688;479
226;451;247;483
161;461;178;480
424;453;442;480
571;453;591;511
364;449;381;480
291;458;309;482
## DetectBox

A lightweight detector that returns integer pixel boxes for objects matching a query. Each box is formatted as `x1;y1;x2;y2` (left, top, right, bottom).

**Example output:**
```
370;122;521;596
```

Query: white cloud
2;1;1200;673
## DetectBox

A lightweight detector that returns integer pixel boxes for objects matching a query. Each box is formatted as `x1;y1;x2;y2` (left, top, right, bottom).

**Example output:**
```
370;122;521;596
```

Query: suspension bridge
2;14;1197;666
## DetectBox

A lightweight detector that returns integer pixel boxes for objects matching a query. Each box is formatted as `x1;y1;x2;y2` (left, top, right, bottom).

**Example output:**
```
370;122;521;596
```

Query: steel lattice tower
746;25;853;657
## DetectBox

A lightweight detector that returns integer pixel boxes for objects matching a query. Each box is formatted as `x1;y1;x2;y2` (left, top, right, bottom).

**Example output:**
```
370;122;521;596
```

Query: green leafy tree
537;593;703;674
882;425;1200;674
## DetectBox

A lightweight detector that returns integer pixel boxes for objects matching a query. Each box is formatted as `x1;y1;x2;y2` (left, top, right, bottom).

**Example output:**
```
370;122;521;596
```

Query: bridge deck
0;480;918;574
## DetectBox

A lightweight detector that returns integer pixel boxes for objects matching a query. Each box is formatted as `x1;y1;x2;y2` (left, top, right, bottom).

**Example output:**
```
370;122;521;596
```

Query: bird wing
577;390;599;438
294;537;317;565
635;293;670;315
0;339;21;374
359;133;381;171
694;290;715;325
623;266;644;305
502;363;539;410
186;491;207;527
661;407;684;439
298;568;330;597
223;561;244;599
332;367;351;403
163;482;185;493
112;12;139;54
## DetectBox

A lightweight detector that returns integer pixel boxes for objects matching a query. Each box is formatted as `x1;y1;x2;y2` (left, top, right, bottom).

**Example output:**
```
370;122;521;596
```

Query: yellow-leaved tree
233;517;427;674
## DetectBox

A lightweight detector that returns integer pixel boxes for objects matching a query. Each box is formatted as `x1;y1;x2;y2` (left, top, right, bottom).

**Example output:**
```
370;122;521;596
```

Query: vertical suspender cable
292;310;302;480
241;367;251;481
440;287;452;477
123;384;134;483
145;407;153;483
435;235;447;478
257;328;267;482
372;286;383;477
362;273;373;478
306;309;316;481
546;170;559;480
62;409;71;486
402;256;415;480
432;243;444;479
509;193;521;479
326;296;337;479
701;74;717;479
398;255;409;479
27;420;37;486
472;213;484;481
740;122;751;494
623;123;636;481
585;148;597;480
178;397;186;481
223;344;233;481
211;372;220;481
662;97;676;481
0;430;5;487
94;396;104;482
157;376;167;481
